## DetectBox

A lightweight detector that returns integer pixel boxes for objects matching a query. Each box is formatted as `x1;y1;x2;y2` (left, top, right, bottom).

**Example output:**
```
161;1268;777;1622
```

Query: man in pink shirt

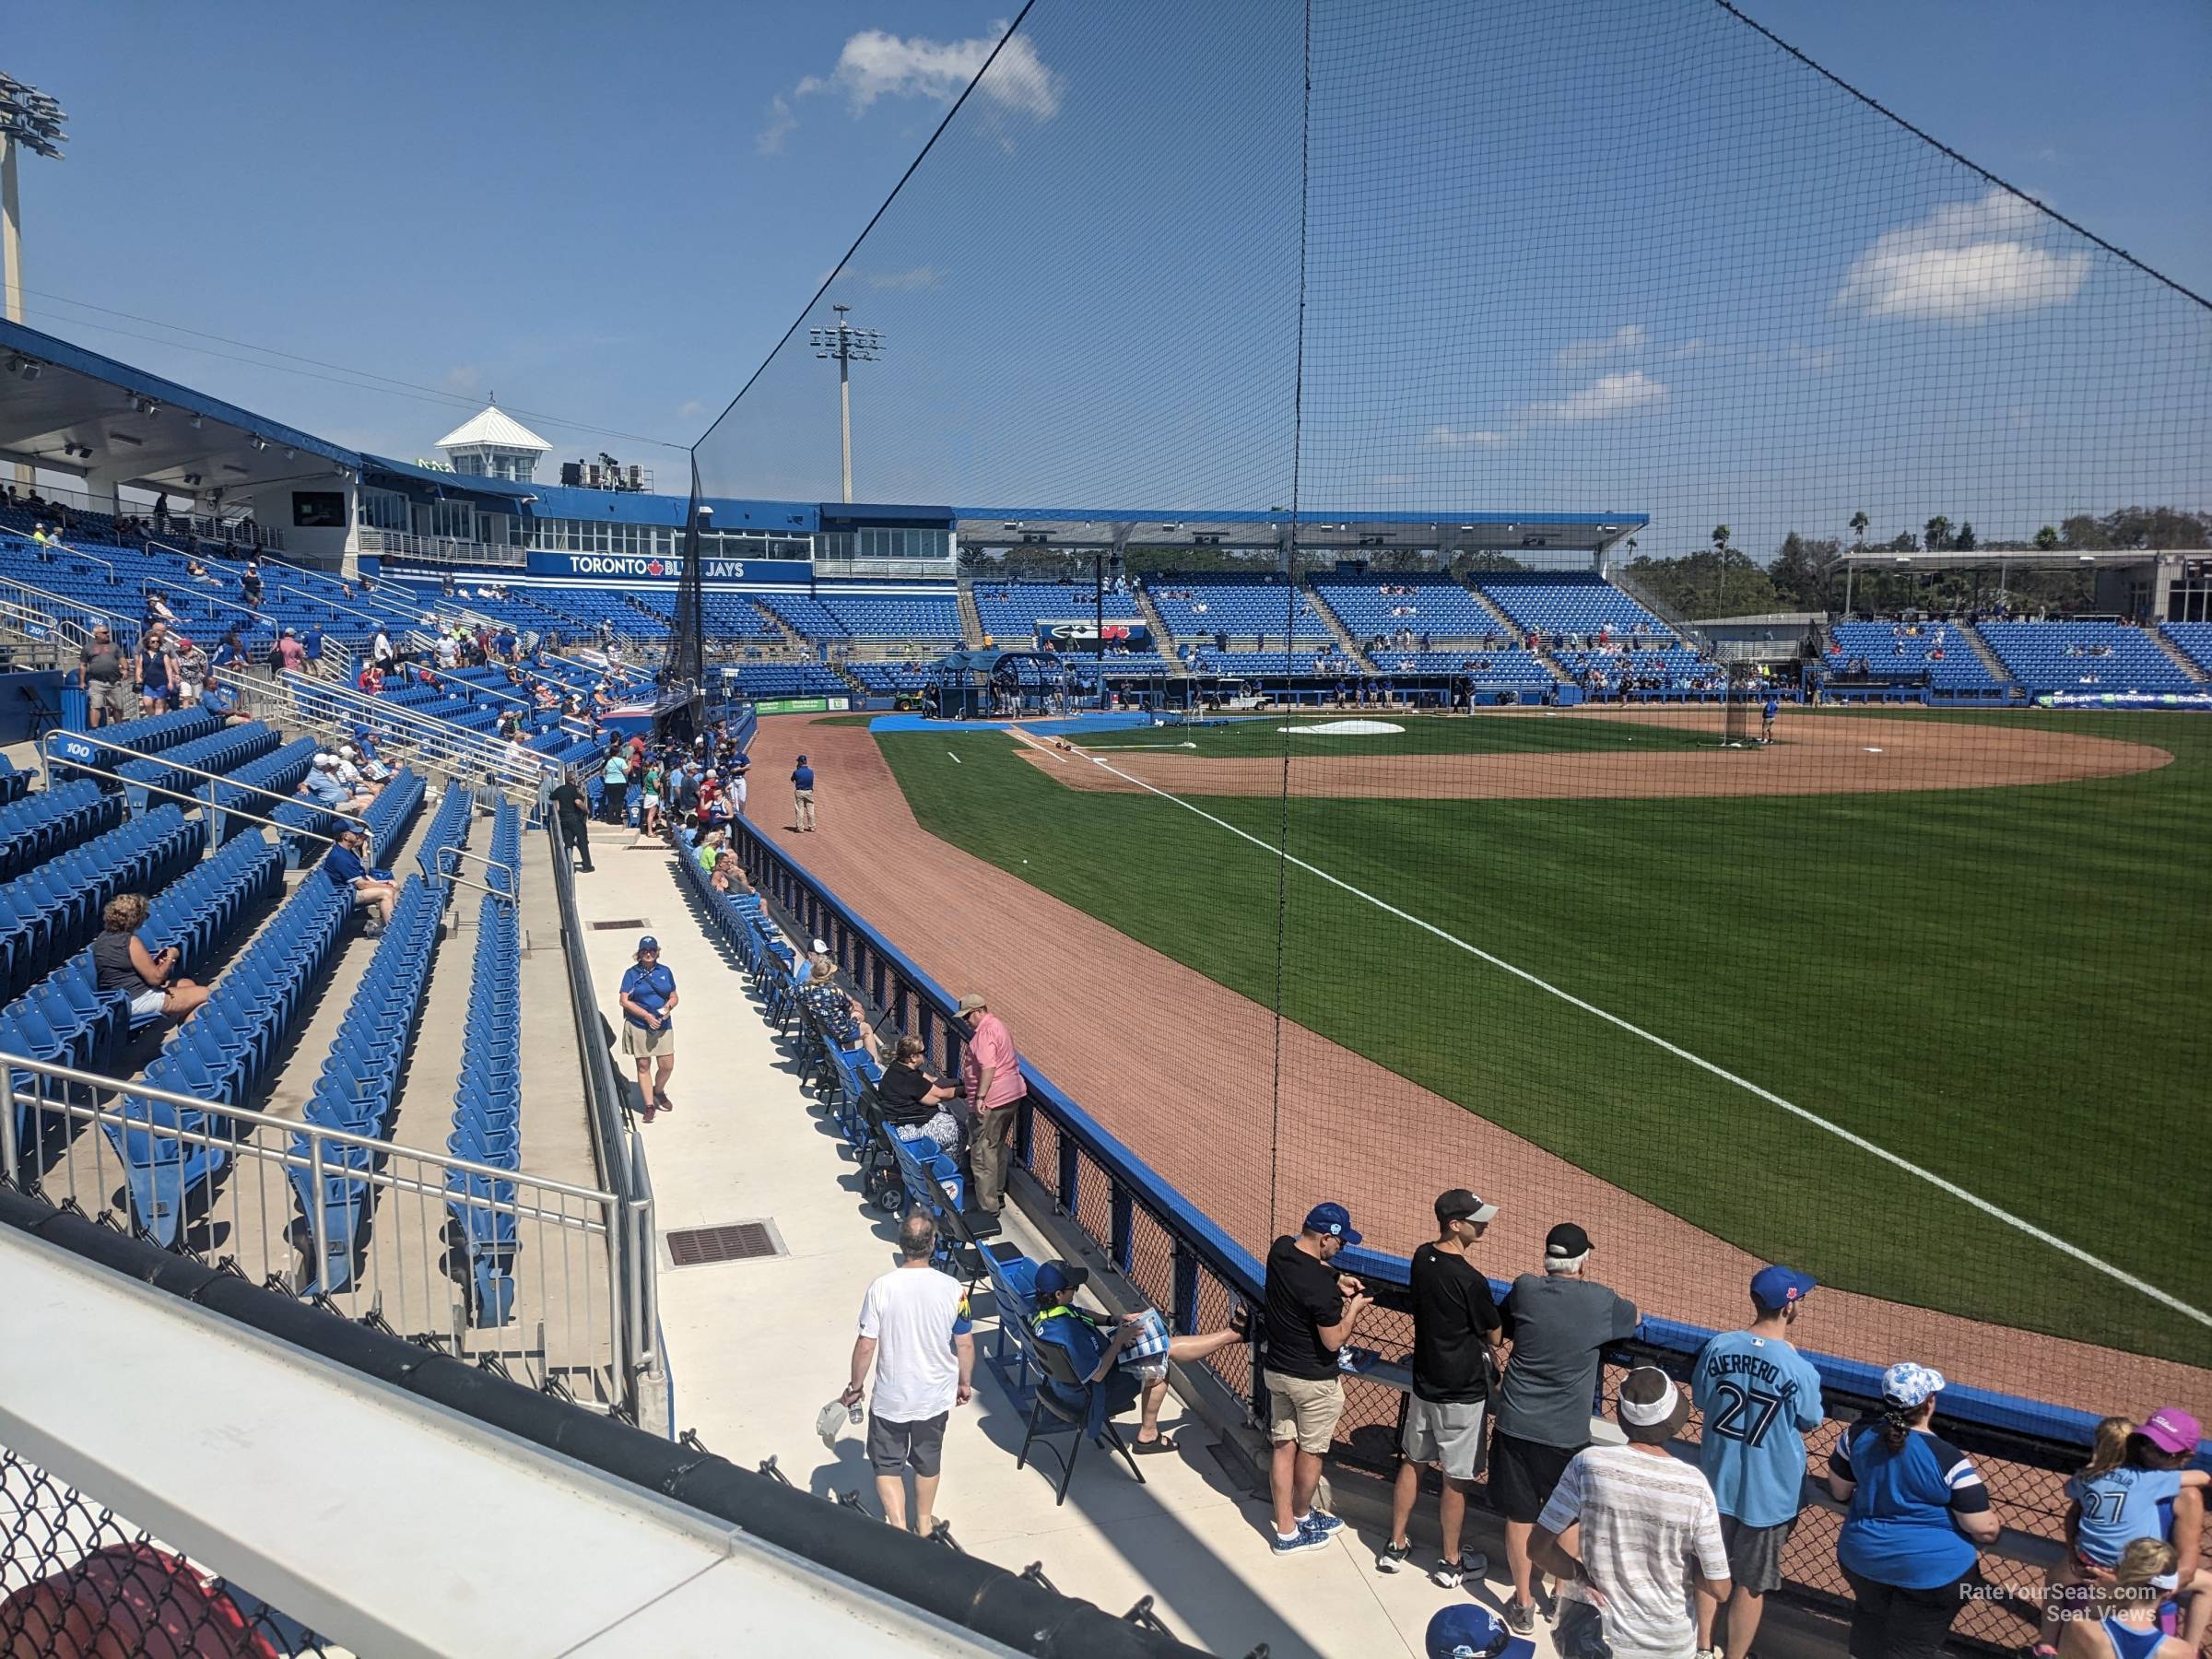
958;992;1026;1216
274;628;307;673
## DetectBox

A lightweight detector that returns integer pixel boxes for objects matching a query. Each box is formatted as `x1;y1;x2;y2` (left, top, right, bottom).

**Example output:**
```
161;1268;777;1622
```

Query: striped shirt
1538;1443;1728;1659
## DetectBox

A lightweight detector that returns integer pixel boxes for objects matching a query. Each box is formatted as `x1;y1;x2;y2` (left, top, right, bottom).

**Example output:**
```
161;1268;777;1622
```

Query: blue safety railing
723;810;2206;1650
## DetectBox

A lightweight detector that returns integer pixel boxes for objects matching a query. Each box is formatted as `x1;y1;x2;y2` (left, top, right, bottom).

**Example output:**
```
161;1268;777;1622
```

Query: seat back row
290;870;453;1292
211;738;321;841
117;721;283;814
1;831;283;1182
448;810;522;1326
0;780;124;885
0;805;204;1004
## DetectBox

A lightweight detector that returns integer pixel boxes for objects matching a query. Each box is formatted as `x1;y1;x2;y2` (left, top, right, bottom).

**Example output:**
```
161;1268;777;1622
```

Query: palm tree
2033;524;2060;551
1850;510;1869;550
1711;525;1731;614
1924;514;1951;552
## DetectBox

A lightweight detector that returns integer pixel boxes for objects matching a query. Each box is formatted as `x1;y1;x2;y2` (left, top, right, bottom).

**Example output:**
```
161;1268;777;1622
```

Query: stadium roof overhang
1836;547;2175;571
0;319;356;497
953;507;1646;553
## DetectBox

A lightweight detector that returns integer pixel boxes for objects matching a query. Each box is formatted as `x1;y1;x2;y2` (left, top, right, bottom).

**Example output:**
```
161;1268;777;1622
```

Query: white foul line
1007;726;2209;1330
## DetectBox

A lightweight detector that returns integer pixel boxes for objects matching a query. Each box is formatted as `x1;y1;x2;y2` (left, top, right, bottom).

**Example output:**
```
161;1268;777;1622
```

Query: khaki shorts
621;1021;674;1057
1264;1370;1345;1455
93;679;135;723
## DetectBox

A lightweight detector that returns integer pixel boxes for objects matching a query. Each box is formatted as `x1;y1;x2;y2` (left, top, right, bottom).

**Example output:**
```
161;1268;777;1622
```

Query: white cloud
1554;324;1647;371
1669;337;1704;359
868;265;944;291
1834;189;2089;324
676;398;710;421
756;94;798;156
790;25;1060;120
1528;370;1667;422
1424;424;1512;449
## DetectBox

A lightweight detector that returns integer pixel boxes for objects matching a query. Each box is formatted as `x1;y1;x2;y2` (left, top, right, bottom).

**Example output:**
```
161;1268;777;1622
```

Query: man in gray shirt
1489;1221;1639;1635
77;625;132;727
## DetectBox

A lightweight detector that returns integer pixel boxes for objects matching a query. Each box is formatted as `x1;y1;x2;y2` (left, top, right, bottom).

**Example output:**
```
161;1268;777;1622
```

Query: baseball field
860;706;2209;1368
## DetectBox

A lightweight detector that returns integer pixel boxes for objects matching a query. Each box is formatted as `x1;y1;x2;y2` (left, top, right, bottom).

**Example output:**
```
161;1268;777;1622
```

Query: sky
6;1;2208;552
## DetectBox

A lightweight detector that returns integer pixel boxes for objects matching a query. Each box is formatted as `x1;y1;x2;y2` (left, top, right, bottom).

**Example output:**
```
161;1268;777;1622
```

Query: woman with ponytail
2058;1538;2192;1659
1826;1362;2002;1657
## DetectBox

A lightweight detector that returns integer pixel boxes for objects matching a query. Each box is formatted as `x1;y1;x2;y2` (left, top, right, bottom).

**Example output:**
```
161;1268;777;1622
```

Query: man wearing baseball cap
1691;1266;1827;1659
1261;1202;1373;1553
618;935;678;1117
1490;1221;1640;1633
1379;1190;1502;1587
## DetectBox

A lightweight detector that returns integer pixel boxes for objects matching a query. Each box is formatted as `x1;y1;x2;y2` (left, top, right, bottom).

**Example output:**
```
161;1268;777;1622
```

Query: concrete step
1303;583;1374;669
1961;623;2017;685
1459;581;1574;681
2151;625;2209;682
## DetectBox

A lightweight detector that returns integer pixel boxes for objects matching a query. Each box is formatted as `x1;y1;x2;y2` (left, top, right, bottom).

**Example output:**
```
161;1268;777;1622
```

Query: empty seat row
50;706;223;780
1976;620;2196;694
448;807;521;1326
210;738;321;841
0;780;124;884
116;721;283;814
1474;574;1671;640
291;872;453;1292
0;805;204;1003
1309;573;1507;640
0;832;281;1180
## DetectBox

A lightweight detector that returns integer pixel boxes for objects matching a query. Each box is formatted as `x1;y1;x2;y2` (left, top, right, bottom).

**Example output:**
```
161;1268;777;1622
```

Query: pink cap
2141;1407;2203;1455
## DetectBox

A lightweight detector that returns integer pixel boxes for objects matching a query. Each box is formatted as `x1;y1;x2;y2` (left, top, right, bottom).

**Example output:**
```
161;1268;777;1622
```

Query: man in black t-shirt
1378;1189;1503;1587
549;769;593;873
1261;1202;1372;1555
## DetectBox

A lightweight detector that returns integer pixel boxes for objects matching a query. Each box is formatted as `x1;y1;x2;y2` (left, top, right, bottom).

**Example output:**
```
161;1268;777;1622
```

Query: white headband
1619;1378;1682;1427
2151;1571;2181;1593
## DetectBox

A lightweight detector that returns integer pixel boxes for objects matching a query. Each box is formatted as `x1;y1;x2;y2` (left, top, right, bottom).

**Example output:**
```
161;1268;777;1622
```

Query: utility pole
0;73;68;493
809;305;883;504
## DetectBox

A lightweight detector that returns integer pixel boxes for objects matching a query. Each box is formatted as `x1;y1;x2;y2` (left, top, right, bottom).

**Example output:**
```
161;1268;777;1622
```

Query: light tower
0;72;67;491
808;304;883;504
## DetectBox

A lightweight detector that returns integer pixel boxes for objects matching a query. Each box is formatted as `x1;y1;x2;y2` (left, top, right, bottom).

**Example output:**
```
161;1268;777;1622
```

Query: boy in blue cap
1262;1202;1373;1553
1025;1260;1248;1454
1690;1265;1825;1659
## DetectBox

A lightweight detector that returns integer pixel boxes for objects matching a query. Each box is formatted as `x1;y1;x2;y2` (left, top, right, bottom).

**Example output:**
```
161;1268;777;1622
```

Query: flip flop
1130;1433;1178;1454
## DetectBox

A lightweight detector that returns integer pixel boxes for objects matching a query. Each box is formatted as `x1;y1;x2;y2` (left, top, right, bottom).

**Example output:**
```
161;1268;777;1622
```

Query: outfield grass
1076;712;1717;759
874;710;2211;1363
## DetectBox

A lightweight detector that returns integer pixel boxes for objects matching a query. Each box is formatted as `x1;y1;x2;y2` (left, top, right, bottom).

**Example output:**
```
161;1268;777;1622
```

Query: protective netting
697;0;2210;1419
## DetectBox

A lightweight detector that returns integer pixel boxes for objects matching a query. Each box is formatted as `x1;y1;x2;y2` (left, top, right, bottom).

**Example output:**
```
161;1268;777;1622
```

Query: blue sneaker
1272;1526;1331;1555
1297;1511;1345;1538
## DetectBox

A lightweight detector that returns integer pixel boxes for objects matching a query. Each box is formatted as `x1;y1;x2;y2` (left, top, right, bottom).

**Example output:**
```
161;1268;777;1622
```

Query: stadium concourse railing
721;812;2203;1653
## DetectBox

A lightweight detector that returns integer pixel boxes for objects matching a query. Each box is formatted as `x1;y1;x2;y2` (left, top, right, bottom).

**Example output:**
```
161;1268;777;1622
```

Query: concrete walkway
571;828;1583;1659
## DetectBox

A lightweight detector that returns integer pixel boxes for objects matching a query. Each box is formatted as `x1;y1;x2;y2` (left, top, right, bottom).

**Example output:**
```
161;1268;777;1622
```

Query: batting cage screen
694;0;2210;1437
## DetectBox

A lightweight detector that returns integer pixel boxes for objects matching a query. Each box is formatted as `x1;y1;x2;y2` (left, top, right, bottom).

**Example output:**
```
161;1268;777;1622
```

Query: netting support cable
688;0;1048;445
1266;0;1316;1234
1713;0;2212;312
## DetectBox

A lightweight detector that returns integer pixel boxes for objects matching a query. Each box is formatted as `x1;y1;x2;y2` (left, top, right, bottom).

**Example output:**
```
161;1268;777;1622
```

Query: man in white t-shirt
841;1212;974;1535
1533;1366;1732;1659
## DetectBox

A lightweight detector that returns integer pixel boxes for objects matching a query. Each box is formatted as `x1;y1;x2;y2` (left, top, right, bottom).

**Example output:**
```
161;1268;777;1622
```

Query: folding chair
1016;1336;1147;1506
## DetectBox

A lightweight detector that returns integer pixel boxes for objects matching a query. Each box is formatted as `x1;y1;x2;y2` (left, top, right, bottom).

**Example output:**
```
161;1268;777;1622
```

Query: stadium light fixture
806;303;885;503
2;71;67;490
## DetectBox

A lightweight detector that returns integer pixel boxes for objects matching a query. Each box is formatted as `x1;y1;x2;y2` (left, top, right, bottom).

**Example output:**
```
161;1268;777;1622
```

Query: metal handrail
0;1054;618;1219
434;843;519;897
230;665;559;788
41;728;374;852
0;571;135;634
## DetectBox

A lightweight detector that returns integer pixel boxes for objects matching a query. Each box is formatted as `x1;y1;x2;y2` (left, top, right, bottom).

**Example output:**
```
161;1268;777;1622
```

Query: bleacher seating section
722;664;849;700
0;806;203;1004
3;830;285;1184
1552;645;1728;696
52;707;222;781
1976;620;2195;694
116;722;282;814
1826;622;2003;692
1144;579;1331;641
758;592;962;643
1360;647;1554;685
1475;573;1673;641
0;781;123;883
1309;573;1508;642
1185;649;1365;677
448;801;524;1325
845;663;932;695
289;786;473;1292
973;583;1141;644
111;771;425;1243
2161;623;2212;677
211;739;321;840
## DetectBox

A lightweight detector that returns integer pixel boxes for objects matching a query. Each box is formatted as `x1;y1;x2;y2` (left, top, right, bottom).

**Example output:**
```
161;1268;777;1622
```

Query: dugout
926;647;1076;719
